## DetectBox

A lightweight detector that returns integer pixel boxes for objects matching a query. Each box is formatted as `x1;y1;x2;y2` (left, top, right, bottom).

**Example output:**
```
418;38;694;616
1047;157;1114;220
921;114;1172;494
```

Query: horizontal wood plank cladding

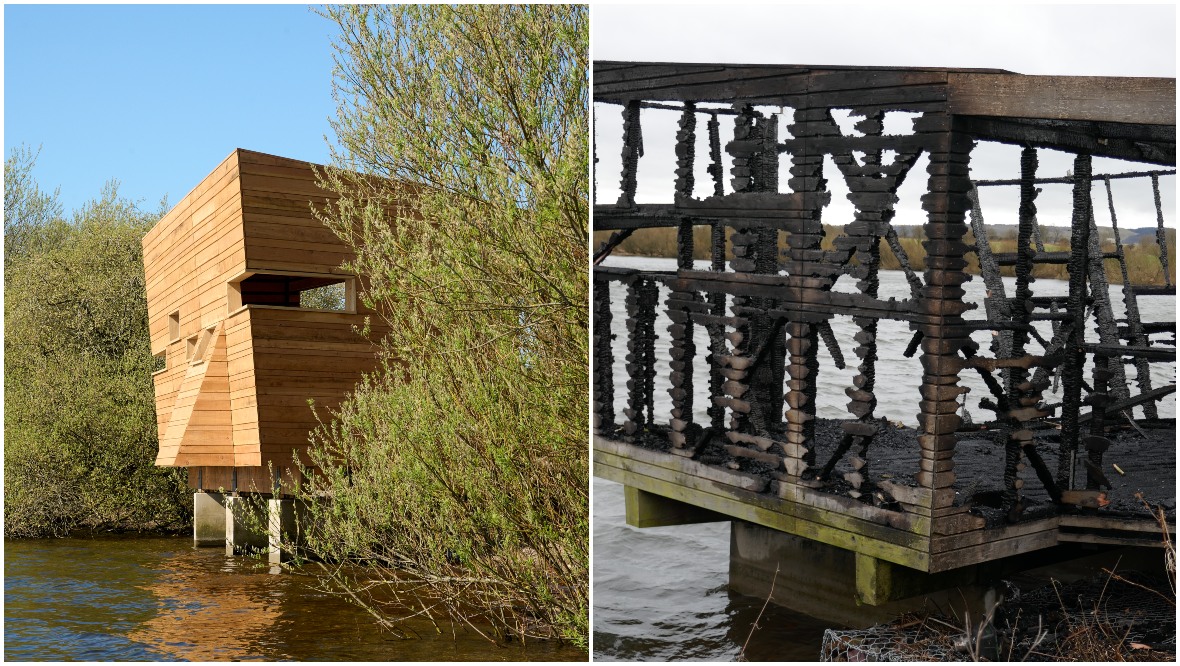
243;220;341;246
145;148;399;475
247;322;387;345
948;72;1176;125
143;151;247;356
244;245;354;274
238;192;332;216
239;172;340;200
245;304;380;457
224;307;261;466
236;149;356;276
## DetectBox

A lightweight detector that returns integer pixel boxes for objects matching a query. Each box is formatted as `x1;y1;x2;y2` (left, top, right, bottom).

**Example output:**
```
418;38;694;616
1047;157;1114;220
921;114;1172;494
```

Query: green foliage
301;4;588;648
298;281;347;310
4;147;190;538
5;145;66;264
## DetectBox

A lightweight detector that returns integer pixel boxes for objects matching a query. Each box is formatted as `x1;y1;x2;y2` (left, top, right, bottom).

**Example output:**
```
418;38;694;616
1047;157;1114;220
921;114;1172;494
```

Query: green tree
4;147;190;537
298;4;588;648
4;145;65;264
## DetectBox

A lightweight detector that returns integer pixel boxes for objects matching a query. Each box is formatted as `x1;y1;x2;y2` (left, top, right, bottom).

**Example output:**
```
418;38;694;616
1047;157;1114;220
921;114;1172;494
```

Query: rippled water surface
5;536;583;661
593;256;1175;661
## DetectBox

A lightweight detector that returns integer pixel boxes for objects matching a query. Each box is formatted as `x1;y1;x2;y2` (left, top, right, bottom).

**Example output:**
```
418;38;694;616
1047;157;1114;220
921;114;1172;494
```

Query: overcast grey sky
593;4;1176;229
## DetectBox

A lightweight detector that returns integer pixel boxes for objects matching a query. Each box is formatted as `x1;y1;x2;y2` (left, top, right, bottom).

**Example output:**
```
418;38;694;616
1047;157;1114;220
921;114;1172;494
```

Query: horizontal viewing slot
237;273;350;311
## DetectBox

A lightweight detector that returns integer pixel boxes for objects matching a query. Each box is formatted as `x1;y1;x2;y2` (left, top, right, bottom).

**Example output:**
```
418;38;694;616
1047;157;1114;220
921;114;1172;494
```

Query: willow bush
296;5;588;648
4;147;190;537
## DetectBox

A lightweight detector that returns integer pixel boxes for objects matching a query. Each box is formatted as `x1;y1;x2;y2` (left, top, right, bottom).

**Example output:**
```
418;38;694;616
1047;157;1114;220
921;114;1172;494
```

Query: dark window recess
239;274;347;311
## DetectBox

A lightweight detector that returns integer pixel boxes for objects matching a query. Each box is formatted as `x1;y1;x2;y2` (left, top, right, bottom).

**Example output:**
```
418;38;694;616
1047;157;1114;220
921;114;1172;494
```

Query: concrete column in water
193;491;227;547
267;498;306;565
225;494;269;556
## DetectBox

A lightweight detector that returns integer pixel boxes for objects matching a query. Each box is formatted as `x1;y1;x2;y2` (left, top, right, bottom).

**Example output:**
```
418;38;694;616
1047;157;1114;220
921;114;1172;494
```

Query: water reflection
6;536;584;661
126;550;288;660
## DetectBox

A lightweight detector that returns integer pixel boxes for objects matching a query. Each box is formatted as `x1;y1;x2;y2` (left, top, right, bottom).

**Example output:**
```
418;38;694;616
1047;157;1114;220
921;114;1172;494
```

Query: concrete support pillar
193;491;226;547
225;495;269;556
728;521;989;628
267;498;304;565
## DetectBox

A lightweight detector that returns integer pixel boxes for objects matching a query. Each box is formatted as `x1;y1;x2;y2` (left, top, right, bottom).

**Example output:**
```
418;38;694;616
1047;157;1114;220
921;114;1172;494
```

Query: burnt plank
948;72;1175;125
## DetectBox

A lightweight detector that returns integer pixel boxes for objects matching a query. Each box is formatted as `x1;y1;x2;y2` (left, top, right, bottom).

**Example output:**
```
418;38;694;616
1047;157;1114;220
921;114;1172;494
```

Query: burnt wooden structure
592;62;1176;597
144;149;388;498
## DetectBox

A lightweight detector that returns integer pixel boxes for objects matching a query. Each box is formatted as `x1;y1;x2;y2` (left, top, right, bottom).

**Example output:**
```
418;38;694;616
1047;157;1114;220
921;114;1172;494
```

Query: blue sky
5;4;338;214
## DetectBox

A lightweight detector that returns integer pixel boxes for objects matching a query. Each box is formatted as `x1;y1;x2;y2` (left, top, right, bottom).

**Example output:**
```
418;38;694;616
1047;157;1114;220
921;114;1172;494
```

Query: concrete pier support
225;495;269;556
193;491;227;547
267;498;305;565
728;521;991;628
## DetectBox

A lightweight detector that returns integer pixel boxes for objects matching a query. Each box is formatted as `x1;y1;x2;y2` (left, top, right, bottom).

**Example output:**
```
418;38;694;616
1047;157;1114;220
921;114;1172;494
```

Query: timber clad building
144;149;388;497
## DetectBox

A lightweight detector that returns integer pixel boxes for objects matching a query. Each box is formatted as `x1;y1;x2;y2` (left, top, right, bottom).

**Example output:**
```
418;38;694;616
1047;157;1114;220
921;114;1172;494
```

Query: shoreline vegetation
4;146;192;539
290;4;589;650
595;224;1177;286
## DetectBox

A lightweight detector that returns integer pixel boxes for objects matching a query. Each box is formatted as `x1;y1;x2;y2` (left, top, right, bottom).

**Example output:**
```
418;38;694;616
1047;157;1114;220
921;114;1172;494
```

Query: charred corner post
593;63;1175;623
143;149;389;561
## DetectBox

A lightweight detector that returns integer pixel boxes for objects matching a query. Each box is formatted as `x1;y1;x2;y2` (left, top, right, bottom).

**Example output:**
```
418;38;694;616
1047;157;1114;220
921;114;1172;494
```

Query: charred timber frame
592;62;1176;578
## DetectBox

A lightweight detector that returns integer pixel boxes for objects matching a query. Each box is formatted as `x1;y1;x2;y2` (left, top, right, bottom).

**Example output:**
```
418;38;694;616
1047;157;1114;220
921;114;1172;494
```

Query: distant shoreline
594;225;1177;287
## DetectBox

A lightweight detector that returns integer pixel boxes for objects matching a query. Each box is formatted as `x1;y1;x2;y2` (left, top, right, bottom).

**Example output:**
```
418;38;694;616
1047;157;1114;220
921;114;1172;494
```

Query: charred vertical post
1001;147;1040;512
780;106;835;478
667;286;699;455
668;104;700;452
914;113;974;506
727;106;785;437
707;222;728;432
1059;153;1093;489
593;272;616;433
618;101;642;208
839;111;886;495
675;103;697;200
707;112;725;198
623;277;659;439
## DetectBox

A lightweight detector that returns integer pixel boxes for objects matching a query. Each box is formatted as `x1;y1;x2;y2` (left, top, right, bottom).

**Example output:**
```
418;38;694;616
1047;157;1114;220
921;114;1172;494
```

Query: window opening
237;274;350;311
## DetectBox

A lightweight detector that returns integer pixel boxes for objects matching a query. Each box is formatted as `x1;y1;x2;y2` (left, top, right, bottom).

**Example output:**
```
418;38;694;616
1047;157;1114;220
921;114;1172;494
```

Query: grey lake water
592;255;1176;661
4;535;583;661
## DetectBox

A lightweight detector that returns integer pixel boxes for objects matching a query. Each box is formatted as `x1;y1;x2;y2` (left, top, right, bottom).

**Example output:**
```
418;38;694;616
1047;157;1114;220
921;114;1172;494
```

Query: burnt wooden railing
593;63;1175;571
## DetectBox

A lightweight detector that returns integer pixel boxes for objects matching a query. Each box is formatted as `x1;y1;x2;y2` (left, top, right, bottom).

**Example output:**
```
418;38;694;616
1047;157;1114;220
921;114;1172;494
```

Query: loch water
4;535;583;661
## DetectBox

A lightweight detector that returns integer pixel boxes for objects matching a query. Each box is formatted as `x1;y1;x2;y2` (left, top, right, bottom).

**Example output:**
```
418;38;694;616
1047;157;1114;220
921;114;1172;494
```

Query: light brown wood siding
143;148;394;488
